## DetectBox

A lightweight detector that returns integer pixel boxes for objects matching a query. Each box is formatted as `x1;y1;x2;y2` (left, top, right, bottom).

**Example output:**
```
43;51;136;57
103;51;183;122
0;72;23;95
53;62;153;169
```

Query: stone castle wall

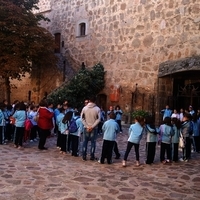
36;0;200;112
5;0;200;113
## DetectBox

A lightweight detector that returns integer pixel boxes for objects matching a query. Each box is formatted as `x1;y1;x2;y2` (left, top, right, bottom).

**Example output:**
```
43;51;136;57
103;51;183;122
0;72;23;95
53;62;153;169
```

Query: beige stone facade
2;0;200;123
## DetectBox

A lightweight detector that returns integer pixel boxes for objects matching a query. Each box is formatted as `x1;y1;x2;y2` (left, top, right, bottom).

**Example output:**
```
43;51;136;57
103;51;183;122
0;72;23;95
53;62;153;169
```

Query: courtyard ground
0;125;200;200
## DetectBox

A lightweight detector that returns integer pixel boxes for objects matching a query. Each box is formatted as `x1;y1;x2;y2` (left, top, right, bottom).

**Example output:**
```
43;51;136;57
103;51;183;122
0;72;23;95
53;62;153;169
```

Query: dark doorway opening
173;79;200;111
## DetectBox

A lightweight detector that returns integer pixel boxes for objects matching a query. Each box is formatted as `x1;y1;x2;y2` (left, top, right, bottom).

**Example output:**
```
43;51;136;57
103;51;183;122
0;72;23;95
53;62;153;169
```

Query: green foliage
132;110;149;119
0;0;57;80
48;63;105;109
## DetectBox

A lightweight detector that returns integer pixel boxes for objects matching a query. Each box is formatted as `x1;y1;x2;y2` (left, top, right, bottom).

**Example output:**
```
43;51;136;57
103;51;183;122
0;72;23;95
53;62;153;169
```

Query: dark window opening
28;91;31;101
54;33;61;53
79;23;86;36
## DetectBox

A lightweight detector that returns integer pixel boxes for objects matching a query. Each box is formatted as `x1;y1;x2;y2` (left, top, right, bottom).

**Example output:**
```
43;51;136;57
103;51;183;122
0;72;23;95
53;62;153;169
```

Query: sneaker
184;159;189;162
90;157;95;161
122;160;126;167
136;161;140;166
98;159;104;164
39;147;48;150
30;140;33;143
107;160;113;164
144;161;151;165
179;158;184;162
115;153;121;159
162;160;167;164
82;157;86;161
33;139;37;142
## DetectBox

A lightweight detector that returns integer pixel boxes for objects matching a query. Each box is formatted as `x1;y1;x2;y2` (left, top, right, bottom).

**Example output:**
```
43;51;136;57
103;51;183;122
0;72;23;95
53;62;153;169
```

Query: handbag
179;132;185;148
10;116;16;125
25;119;33;131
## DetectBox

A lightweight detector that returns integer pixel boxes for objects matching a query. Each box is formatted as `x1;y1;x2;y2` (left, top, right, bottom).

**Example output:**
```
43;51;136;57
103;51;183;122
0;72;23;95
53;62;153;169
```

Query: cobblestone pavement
0;125;200;200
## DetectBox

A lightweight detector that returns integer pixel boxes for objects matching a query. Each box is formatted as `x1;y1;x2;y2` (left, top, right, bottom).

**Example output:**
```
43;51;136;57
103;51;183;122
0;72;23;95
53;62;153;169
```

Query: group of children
122;111;200;167
0;100;40;148
1;99;199;167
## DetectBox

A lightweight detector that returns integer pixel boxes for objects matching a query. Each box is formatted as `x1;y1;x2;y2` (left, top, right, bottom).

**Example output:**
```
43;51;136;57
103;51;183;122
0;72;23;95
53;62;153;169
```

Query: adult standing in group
37;100;54;150
81;96;101;161
161;105;172;121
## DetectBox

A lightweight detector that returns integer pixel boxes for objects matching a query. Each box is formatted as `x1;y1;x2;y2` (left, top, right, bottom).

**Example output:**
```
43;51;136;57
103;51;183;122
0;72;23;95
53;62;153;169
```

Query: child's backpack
69;117;80;133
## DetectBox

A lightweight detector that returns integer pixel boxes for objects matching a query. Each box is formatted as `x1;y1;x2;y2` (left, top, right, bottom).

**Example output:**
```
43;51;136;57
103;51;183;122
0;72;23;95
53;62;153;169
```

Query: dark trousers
38;128;49;149
124;141;140;161
67;134;71;152
56;130;62;148
182;137;191;160
114;141;120;157
98;121;103;133
100;140;115;164
116;120;122;132
60;134;67;152
160;142;171;161
5;123;12;140
0;126;3;144
146;142;156;164
71;134;79;156
54;123;58;134
194;136;200;152
14;127;25;147
171;143;179;162
4;123;12;140
30;125;38;140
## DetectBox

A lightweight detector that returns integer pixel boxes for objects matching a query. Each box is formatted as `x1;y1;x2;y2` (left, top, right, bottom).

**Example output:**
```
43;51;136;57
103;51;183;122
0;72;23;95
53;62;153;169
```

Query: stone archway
158;56;200;78
157;56;200;124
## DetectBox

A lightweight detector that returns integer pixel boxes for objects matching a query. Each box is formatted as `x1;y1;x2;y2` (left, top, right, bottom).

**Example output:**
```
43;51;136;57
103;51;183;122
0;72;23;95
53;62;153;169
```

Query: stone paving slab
0;125;200;200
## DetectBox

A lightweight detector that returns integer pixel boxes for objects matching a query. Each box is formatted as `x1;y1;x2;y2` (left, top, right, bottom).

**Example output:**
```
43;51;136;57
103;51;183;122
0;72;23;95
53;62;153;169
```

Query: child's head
163;117;171;126
183;113;191;121
171;117;181;129
74;111;80;117
62;111;73;124
109;111;116;119
145;115;154;125
135;116;145;126
115;105;120;110
173;109;178;114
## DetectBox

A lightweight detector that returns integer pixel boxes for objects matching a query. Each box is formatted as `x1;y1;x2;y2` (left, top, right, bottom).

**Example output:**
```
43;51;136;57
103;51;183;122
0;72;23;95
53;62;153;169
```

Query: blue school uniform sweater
12;110;26;127
102;119;120;141
128;122;144;144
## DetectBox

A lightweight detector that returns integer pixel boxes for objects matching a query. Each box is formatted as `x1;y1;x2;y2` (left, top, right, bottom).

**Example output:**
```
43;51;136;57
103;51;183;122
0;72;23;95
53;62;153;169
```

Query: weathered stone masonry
2;0;200;123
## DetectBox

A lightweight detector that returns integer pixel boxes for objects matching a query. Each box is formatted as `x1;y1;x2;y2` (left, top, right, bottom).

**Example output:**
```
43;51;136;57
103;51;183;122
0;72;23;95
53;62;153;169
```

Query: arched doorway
157;56;200;123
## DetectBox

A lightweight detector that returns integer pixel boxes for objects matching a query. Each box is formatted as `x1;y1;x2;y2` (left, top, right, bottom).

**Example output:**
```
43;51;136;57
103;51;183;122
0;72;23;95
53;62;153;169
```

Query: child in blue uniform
99;112;120;164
